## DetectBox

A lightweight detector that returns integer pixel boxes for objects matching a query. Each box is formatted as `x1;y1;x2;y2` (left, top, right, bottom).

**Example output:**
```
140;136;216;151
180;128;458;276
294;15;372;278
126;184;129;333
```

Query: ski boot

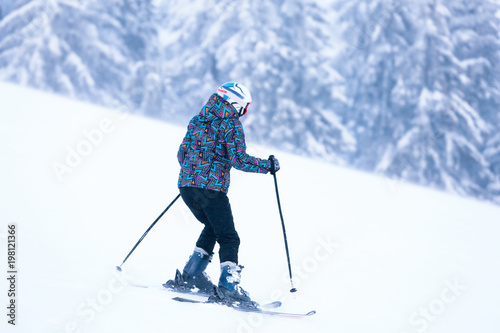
163;247;215;295
214;261;255;307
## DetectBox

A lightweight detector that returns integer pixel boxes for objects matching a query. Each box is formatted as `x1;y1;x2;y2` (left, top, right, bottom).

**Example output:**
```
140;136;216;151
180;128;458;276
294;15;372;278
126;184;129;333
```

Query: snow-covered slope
1;82;500;333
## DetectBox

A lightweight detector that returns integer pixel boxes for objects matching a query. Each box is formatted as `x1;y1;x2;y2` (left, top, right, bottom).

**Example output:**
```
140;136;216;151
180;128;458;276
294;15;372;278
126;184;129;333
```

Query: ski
172;296;315;317
124;277;283;310
172;296;282;309
121;270;213;296
120;272;307;315
125;279;213;299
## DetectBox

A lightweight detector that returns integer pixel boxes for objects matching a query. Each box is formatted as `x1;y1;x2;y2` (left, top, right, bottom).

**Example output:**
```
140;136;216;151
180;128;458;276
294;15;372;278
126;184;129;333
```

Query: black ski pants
179;187;240;264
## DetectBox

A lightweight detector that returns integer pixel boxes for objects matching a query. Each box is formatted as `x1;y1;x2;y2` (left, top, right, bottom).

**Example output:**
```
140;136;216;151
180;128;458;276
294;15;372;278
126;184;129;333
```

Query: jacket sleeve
225;119;271;173
178;119;195;166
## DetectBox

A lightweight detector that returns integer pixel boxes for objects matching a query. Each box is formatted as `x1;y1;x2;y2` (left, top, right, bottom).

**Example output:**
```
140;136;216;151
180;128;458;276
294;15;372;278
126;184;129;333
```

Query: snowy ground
1;82;500;333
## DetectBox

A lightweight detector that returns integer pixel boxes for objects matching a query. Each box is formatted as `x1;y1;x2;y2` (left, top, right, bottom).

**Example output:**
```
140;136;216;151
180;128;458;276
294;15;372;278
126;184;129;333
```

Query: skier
164;82;280;303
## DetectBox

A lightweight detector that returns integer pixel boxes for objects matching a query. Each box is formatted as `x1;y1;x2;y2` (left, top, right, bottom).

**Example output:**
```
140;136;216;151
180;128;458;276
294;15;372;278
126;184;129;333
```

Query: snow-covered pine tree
333;0;412;168
0;0;158;110
485;132;500;204
446;0;500;201
334;0;500;201
158;0;355;163
0;0;13;19
0;0;68;92
113;0;163;115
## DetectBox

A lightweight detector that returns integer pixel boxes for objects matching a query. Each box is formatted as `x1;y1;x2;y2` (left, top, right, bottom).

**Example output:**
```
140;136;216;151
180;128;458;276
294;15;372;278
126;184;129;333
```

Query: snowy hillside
1;82;500;333
1;0;499;205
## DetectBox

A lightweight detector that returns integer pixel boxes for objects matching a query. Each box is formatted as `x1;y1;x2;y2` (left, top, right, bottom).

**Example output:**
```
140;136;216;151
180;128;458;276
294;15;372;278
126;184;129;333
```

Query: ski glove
268;155;280;175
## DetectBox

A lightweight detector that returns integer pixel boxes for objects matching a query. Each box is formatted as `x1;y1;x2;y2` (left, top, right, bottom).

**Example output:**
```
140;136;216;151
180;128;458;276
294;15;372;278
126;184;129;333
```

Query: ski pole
116;193;181;272
270;157;297;293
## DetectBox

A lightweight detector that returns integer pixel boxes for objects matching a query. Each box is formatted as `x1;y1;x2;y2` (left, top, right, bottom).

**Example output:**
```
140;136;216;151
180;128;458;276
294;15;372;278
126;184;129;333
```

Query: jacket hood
200;94;239;120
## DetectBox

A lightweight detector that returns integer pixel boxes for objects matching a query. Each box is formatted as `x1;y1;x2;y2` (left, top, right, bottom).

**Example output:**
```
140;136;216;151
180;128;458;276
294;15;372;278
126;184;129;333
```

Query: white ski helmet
216;82;252;116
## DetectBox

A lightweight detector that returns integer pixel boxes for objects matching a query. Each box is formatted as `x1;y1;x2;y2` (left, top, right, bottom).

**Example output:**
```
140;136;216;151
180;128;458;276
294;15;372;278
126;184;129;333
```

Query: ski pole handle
268;155;280;175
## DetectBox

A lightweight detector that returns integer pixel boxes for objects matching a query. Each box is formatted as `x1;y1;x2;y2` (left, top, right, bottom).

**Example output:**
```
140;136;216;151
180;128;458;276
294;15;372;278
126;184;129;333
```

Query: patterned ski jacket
177;94;271;193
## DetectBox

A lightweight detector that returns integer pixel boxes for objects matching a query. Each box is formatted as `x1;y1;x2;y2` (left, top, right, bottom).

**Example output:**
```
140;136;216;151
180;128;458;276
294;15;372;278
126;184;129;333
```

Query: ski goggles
240;102;251;117
232;102;251;117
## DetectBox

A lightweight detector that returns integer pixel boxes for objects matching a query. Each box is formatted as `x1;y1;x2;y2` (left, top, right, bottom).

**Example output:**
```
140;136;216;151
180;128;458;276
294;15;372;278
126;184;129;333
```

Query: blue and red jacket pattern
178;94;271;193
